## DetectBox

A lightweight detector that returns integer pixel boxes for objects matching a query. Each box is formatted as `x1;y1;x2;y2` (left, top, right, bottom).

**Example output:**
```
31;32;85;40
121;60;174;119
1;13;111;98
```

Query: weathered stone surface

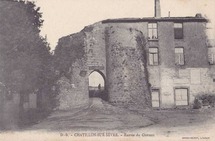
56;22;151;110
105;26;151;108
57;76;89;109
55;30;89;109
56;17;215;109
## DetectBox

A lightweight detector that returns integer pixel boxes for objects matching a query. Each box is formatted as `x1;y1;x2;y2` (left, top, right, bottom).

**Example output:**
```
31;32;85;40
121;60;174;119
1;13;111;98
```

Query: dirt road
29;98;153;131
27;98;215;137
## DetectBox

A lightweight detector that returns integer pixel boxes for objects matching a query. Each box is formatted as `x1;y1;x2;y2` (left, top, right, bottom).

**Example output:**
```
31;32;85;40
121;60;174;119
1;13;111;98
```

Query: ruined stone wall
56;22;152;109
56;32;89;109
56;23;109;109
57;69;89;110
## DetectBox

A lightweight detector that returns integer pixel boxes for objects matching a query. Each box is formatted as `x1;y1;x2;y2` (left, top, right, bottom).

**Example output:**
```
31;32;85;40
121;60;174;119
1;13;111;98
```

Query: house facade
55;0;215;109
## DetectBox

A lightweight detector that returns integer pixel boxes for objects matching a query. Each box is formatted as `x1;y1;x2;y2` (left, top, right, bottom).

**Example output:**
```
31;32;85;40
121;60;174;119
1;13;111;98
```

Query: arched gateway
89;70;107;100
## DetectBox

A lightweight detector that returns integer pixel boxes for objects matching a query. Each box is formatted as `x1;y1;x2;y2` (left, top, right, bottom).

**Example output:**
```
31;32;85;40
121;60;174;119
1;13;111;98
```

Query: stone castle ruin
55;0;215;110
55;23;151;110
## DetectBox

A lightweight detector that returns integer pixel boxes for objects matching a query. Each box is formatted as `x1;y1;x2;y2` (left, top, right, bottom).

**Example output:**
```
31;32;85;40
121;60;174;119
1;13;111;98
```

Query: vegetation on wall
135;34;152;108
54;32;86;79
193;94;215;109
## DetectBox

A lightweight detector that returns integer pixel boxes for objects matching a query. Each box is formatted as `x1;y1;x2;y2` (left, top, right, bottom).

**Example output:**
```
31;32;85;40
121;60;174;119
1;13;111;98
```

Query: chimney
195;13;202;18
154;0;161;17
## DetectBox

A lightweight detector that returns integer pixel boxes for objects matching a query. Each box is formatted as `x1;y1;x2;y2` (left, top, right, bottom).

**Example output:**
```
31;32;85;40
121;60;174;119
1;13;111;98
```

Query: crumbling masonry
55;0;215;110
56;23;151;110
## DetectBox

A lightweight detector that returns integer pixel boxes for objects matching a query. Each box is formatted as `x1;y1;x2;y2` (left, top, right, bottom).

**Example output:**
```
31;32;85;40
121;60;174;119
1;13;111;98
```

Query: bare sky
33;0;215;50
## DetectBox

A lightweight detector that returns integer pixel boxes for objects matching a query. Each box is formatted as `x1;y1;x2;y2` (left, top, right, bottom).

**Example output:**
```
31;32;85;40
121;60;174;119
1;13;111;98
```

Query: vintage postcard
0;0;215;141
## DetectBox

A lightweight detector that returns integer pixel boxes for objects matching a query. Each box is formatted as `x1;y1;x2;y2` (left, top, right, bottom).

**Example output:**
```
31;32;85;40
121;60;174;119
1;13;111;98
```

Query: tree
0;0;52;129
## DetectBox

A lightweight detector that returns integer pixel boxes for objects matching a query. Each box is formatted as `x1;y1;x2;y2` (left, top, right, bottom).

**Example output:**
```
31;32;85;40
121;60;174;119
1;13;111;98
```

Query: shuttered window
174;23;183;39
175;47;184;65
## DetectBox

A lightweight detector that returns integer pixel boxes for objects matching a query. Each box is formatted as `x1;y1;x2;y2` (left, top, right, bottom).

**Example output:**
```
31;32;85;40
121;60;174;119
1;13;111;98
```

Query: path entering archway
89;70;107;100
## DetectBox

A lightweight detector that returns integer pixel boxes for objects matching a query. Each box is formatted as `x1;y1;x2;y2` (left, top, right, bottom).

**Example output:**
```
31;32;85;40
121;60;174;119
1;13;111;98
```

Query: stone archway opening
89;70;107;100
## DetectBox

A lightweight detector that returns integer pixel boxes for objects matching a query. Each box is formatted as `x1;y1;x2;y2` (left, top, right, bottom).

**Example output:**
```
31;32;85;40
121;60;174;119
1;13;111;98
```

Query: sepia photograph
0;0;215;140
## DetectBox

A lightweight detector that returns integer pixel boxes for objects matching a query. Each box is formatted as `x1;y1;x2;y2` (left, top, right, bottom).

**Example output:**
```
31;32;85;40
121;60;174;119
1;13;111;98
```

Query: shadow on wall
89;88;107;100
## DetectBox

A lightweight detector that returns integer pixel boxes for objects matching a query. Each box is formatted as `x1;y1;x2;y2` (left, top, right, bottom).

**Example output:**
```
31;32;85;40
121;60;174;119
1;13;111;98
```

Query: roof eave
102;17;208;24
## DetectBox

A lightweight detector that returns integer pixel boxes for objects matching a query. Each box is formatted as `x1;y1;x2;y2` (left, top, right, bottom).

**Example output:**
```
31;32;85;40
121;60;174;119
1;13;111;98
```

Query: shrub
193;98;202;109
193;94;215;109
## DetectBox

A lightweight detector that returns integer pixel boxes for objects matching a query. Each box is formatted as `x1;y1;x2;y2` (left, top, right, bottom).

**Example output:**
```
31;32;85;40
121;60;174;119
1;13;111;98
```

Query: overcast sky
33;0;215;50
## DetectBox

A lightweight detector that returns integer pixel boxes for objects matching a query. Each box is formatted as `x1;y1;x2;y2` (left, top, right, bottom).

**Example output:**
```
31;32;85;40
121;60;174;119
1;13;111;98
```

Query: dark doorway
89;70;107;100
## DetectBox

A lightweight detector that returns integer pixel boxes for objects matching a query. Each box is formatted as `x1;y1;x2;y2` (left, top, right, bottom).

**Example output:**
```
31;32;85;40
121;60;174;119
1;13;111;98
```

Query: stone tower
105;26;151;109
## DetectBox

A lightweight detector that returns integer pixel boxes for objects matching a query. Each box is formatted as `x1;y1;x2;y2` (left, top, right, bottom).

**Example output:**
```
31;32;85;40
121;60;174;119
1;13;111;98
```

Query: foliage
0;0;59;129
193;98;202;109
193;94;215;109
0;0;53;102
135;34;152;108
